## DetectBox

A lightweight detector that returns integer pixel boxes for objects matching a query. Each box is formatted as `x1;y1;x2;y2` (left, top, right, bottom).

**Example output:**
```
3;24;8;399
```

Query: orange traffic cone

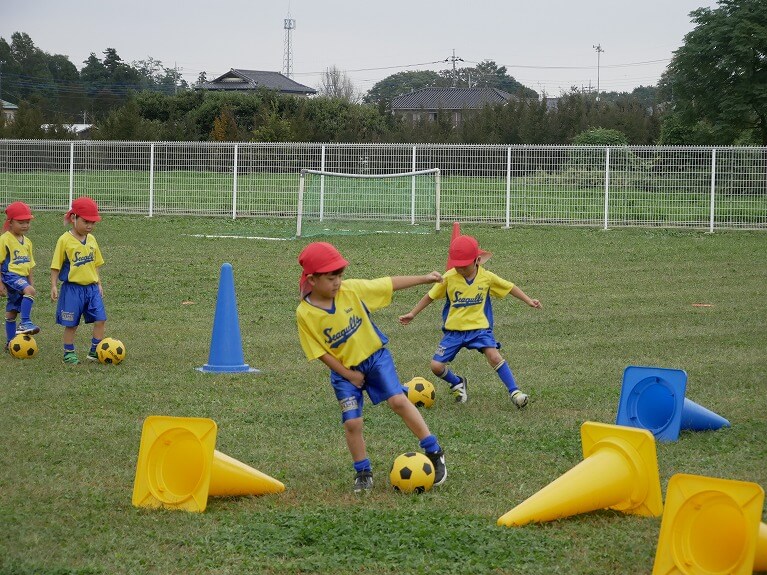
497;421;663;527
132;416;284;512
446;222;461;270
652;474;766;575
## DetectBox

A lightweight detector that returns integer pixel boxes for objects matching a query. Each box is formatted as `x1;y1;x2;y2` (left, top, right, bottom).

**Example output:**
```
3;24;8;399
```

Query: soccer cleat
16;321;40;335
450;377;468;403
63;351;79;365
353;470;374;493
425;450;447;486
86;350;99;362
510;390;529;409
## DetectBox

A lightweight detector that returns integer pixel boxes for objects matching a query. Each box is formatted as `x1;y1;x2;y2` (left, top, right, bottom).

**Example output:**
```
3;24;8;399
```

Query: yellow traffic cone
652;473;765;575
498;421;663;527
132;416;285;512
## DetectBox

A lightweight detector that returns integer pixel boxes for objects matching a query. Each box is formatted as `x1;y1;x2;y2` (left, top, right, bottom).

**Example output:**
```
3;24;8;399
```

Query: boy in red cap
1;201;41;349
399;234;542;408
296;241;447;493
50;197;107;365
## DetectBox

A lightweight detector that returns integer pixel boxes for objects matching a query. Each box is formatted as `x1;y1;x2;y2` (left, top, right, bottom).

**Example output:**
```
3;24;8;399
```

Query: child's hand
348;371;365;388
0;284;6;297
425;271;443;283
529;299;542;309
398;312;415;326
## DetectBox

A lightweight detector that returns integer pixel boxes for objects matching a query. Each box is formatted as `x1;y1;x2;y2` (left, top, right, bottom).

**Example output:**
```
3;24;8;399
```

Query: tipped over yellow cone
652;474;765;575
498;421;663;527
132;416;285;512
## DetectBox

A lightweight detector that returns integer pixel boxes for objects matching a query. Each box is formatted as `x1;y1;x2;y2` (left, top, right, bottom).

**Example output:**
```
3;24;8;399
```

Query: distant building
1;99;18;122
198;69;316;97
391;87;517;126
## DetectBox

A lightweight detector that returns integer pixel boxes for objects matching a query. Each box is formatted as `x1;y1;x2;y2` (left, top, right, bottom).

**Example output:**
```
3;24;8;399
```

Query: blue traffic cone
616;366;729;441
197;263;259;373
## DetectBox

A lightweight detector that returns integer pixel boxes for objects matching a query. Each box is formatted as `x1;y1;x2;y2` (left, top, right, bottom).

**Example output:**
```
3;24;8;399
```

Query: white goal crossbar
297;168;441;237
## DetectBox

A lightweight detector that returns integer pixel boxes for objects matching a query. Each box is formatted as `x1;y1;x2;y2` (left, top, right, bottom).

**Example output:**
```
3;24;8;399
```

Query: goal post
297;168;441;237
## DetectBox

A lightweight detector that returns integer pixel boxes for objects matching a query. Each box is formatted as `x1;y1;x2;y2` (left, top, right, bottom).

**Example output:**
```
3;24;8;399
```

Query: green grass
2;214;766;574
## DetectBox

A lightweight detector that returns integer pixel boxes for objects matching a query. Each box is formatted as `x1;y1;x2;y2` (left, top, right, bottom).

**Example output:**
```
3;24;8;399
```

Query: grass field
3;169;767;230
2;213;766;575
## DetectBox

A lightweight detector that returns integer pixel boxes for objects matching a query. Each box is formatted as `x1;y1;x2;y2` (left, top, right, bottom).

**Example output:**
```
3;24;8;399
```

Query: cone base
197;364;261;373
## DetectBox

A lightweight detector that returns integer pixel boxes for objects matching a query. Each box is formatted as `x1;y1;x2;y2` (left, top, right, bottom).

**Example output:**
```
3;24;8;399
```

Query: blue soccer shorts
433;328;501;363
56;282;107;326
330;347;404;423
2;272;31;313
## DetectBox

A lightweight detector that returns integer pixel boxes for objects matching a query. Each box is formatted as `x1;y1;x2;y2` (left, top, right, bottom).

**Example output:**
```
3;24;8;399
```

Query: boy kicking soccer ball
296;242;447;493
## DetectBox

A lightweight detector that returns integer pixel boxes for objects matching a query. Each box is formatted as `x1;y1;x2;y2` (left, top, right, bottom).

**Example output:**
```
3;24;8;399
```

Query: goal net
296;168;441;237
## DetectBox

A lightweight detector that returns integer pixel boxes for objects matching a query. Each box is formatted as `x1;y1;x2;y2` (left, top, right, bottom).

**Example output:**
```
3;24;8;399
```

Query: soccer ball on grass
389;452;435;494
9;334;38;359
406;377;436;408
97;337;126;365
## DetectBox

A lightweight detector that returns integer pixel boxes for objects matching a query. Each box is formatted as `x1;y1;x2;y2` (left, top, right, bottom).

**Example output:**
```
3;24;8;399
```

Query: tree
660;0;767;144
210;106;240;141
364;70;444;107
318;66;358;102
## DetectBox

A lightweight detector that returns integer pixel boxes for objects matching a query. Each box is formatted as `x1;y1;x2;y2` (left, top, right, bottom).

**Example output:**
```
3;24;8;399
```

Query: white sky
1;0;718;97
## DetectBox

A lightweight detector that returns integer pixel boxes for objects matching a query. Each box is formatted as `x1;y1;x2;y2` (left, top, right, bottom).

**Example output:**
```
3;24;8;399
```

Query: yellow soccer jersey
296;277;393;368
0;231;35;276
50;231;104;285
428;267;514;331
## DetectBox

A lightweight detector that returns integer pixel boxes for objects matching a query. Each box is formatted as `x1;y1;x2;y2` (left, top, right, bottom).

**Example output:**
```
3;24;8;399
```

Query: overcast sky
1;0;718;97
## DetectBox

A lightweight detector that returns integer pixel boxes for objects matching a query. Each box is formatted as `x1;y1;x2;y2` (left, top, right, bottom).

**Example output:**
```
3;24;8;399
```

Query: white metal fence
1;140;765;231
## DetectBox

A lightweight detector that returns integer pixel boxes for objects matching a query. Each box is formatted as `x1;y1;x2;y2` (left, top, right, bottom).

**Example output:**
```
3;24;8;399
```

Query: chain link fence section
0;140;765;231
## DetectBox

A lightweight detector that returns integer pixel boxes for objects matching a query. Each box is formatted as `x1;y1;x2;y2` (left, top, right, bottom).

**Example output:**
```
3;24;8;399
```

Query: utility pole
448;49;464;88
593;44;604;101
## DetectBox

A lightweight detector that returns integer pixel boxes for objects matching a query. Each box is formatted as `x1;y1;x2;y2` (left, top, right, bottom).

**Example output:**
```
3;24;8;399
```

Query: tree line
1;0;764;145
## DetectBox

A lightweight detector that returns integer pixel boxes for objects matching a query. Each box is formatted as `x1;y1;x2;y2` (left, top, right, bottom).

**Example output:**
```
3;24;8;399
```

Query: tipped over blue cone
197;263;259;373
616;366;729;441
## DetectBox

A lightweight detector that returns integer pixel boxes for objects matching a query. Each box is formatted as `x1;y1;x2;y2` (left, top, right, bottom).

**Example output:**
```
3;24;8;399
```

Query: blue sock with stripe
494;360;519;393
353;458;372;473
437;367;462;387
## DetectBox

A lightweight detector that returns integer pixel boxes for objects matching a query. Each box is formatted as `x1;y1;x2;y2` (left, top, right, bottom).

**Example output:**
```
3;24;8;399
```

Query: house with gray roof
198;69;316;97
1;99;19;122
391;87;516;126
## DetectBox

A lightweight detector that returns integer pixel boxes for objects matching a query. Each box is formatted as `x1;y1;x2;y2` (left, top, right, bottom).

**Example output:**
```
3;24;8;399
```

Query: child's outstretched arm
399;292;434;325
511;285;542;309
390;271;442;292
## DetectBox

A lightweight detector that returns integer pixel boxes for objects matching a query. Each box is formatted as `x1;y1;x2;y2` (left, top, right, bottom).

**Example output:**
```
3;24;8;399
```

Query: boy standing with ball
399;235;541;408
1;202;41;350
50;197;107;365
296;242;447;493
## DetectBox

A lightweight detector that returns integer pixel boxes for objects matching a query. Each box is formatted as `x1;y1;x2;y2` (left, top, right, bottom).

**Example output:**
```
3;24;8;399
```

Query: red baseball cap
298;242;349;296
447;235;492;269
4;201;34;230
66;196;101;222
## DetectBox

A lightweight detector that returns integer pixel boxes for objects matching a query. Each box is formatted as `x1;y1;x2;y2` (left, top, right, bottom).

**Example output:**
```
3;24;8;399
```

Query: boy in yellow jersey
296;242;446;493
50;197;107;365
1;202;40;350
399;235;542;408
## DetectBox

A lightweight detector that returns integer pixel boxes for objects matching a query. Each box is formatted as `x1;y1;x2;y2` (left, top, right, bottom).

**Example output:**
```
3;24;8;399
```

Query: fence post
411;145;417;225
603;146;610;230
232;143;238;220
709;147;717;233
505;146;512;228
319;144;326;222
69;142;74;206
149;143;154;217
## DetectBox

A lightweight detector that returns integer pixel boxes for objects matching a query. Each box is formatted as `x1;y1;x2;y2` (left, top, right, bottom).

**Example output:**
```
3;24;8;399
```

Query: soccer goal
296;168;441;237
